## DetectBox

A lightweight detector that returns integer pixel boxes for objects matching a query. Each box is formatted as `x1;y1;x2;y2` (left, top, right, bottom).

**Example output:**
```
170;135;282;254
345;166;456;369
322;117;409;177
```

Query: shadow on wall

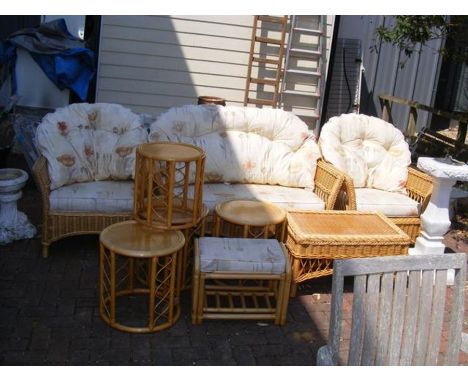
95;16;199;121
358;70;379;118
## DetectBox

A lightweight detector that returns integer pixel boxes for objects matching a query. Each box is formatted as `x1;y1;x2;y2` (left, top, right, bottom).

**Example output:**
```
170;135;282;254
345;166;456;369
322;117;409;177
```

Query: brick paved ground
1;156;467;366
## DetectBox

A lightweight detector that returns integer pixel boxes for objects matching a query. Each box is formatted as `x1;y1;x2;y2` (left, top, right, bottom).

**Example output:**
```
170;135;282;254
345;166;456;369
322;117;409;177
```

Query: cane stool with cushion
318;113;433;243
192;237;291;325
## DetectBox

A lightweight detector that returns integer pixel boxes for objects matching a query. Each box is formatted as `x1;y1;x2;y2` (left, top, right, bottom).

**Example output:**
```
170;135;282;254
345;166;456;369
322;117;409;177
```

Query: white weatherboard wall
96;15;334;128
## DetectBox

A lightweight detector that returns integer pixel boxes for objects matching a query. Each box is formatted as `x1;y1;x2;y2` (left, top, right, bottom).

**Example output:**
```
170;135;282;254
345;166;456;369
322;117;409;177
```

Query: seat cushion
36;103;147;190
319;113;411;193
198;237;286;274
149;105;321;188
190;183;325;212
355;188;420;217
49;180;134;213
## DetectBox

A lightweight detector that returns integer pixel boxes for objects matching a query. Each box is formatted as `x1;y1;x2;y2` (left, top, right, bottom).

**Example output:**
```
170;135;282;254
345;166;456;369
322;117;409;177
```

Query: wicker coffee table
213;199;287;241
286;210;411;296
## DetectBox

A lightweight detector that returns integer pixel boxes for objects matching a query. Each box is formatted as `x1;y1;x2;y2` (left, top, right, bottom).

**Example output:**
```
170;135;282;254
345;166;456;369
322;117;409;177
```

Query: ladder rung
286;69;321;77
293;27;323;35
247;98;274;106
283;90;320;97
255;36;284;45
252;57;280;65
250;78;277;86
290;48;322;56
258;15;287;24
295;112;320;119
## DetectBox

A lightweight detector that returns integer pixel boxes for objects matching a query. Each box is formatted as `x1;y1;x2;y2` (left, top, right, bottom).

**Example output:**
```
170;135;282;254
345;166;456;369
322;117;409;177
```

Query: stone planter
0;168;36;244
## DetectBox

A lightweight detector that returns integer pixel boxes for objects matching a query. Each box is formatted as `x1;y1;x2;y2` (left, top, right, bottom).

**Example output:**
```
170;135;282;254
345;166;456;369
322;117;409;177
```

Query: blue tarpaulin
0;18;95;101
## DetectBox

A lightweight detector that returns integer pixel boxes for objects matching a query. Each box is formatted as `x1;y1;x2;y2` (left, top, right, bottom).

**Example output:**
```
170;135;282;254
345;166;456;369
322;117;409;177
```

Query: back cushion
319;113;411;193
36;103;147;190
149;105;321;188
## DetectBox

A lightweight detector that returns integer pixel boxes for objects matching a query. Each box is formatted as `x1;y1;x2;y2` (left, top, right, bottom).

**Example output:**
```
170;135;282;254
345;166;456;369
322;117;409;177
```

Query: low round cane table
213;200;287;241
99;221;185;333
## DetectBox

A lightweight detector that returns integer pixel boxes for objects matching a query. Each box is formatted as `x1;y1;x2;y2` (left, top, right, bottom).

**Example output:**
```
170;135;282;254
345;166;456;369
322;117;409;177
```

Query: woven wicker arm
313;159;346;210
337;174;357;210
332;166;432;243
406;166;433;213
32;157;52;258
32;156;50;212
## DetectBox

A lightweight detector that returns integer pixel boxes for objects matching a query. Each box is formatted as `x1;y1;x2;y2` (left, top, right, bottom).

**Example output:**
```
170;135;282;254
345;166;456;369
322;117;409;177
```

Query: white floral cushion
49;180;134;213
189;183;325;213
198;237;286;274
354;188;420;217
319;113;411;193
149;105;321;188
36;103;147;190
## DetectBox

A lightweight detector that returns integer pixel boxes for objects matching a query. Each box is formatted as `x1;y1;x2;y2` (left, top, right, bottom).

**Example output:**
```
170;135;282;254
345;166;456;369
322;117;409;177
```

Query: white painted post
409;157;468;283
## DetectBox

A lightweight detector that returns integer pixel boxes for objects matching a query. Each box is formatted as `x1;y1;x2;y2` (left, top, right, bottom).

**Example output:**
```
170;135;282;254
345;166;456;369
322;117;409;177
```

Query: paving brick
1;351;29;365
195;358;237;365
151;346;173;365
68;350;90;365
232;345;256;365
110;332;132;349
250;343;285;358
131;335;151;363
46;338;70;364
3;337;29;352
229;331;269;346
29;327;51;351
172;346;214;365
151;334;191;348
210;340;234;362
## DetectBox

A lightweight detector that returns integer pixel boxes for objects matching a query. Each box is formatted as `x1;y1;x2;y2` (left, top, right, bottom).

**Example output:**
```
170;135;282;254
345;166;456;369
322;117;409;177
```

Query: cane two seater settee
318;113;433;243
33;103;147;257
148;104;345;223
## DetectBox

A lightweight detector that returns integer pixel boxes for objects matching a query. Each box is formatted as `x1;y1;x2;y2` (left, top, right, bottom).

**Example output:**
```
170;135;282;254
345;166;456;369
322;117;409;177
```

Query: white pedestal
0;168;36;245
408;157;468;284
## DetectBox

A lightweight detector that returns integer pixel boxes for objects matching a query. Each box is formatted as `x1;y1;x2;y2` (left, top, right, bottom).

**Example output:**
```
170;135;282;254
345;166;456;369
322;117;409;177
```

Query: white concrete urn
0;168;36;245
409;157;468;257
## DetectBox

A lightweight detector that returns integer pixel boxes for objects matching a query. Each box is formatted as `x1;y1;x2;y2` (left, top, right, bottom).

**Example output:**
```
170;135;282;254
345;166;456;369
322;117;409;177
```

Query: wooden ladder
280;15;327;130
243;15;288;108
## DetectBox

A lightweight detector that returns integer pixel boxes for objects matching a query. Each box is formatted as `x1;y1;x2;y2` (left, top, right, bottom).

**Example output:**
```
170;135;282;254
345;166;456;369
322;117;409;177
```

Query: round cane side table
213;200;287;241
99;220;185;333
133;142;206;230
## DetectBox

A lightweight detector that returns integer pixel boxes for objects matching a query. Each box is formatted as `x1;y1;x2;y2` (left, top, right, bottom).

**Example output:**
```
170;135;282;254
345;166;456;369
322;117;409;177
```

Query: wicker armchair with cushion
148;105;346;226
318;113;433;243
33;103;147;257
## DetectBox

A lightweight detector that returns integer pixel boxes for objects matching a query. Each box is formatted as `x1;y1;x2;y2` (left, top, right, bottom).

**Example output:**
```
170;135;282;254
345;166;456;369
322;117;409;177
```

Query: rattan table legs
99;247;179;333
99;221;185;333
